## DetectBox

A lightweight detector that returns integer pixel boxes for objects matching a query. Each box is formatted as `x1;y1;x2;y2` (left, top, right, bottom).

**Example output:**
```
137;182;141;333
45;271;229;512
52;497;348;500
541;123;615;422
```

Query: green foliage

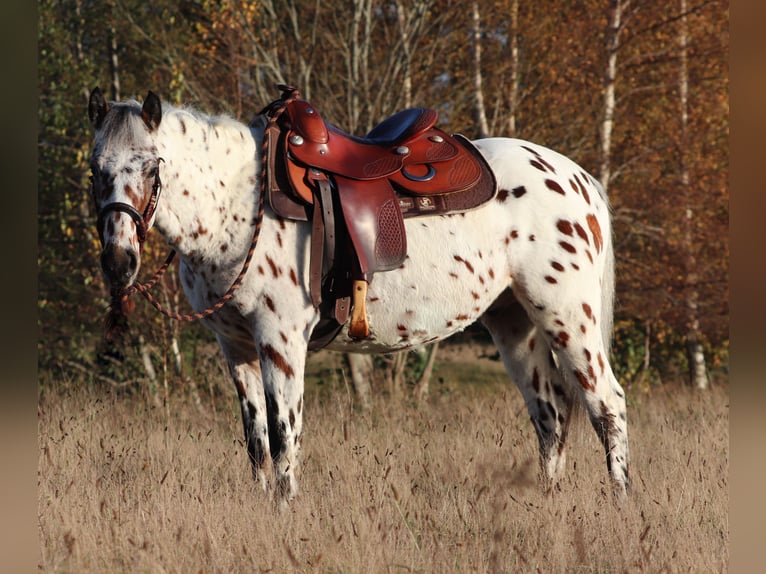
611;318;728;393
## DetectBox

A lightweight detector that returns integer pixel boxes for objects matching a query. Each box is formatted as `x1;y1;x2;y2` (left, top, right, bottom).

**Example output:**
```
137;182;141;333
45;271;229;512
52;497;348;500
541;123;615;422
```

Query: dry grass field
38;347;728;573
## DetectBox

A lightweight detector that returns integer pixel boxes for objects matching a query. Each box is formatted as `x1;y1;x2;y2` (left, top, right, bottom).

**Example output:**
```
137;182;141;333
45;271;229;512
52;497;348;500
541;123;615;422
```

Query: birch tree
678;0;710;389
471;1;490;138
599;0;630;194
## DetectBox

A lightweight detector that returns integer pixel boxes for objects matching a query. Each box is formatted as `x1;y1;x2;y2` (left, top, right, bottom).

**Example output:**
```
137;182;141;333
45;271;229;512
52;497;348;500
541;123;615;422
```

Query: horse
86;87;629;502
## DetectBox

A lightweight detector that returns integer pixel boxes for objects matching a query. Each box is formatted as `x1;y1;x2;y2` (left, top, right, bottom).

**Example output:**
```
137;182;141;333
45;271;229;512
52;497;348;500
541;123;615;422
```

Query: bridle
101;88;297;339
96;158;164;247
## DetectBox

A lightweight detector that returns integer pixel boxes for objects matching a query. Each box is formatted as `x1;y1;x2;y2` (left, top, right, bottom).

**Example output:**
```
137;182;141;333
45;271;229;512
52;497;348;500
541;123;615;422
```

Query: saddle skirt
258;86;497;347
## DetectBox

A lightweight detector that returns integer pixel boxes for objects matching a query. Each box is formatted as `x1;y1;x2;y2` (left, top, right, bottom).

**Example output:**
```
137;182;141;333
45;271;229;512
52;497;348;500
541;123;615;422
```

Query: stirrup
349;280;370;339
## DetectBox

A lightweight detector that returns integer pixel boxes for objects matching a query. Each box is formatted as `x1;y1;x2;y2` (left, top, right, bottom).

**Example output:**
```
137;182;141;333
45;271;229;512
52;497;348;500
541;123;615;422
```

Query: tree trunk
599;0;629;193
508;0;520;137
471;2;489;138
678;0;709;389
346;353;373;409
413;342;439;402
395;0;413;109
348;0;374;133
108;24;121;102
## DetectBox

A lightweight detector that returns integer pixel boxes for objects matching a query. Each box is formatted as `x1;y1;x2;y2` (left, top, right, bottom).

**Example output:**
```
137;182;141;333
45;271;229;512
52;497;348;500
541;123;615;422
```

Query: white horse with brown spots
87;87;629;502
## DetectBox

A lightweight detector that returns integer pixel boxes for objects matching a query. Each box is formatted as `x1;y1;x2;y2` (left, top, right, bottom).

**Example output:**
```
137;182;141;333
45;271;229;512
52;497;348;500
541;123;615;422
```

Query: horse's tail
600;184;616;353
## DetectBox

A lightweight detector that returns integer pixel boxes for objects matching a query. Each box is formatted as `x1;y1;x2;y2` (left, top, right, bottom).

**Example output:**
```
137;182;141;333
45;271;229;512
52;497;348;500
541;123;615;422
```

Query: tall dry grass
38;361;728;573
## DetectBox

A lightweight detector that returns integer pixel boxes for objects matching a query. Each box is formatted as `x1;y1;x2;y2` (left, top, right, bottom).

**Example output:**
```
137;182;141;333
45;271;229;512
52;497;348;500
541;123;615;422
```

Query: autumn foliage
38;0;728;387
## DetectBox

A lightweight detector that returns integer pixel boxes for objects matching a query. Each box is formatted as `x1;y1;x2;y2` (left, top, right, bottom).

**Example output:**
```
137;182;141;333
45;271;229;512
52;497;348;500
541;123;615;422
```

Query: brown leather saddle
258;86;497;349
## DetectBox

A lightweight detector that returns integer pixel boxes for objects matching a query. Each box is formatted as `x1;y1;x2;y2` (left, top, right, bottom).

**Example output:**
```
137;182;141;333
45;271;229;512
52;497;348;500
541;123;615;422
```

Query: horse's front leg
218;336;274;490
255;326;309;503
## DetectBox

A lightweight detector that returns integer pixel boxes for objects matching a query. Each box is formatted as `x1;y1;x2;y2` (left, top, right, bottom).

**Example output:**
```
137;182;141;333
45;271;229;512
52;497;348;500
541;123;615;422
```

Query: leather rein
103;94;294;339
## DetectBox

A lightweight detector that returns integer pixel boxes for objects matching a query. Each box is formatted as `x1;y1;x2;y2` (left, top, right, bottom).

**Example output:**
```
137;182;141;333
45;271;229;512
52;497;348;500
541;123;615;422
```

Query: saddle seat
261;86;497;347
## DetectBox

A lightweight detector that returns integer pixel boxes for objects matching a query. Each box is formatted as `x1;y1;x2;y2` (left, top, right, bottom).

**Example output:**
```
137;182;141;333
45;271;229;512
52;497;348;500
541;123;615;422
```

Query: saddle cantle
260;86;497;348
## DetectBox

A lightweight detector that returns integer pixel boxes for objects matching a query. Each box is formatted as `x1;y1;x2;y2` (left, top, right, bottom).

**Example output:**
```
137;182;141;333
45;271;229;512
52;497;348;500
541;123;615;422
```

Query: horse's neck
154;110;264;262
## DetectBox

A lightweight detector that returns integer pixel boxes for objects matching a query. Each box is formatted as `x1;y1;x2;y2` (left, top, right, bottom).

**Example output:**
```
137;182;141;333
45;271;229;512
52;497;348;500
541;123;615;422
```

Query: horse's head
87;87;164;290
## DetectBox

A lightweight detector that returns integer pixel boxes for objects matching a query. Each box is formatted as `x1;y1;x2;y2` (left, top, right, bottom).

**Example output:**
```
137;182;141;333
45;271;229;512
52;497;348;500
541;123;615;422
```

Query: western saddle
258;86;497;349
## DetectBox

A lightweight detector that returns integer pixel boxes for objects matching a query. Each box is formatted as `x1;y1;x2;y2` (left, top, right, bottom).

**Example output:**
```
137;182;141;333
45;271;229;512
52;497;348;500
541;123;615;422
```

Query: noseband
96;158;164;247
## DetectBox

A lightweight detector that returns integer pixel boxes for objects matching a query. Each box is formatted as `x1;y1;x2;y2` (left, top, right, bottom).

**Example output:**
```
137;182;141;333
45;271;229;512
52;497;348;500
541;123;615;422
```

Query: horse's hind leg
218;337;273;491
480;289;576;488
512;281;630;498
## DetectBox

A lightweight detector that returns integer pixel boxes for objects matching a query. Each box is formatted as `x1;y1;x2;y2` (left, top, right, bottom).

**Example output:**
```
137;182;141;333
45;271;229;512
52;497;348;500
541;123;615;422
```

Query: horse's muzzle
100;244;139;288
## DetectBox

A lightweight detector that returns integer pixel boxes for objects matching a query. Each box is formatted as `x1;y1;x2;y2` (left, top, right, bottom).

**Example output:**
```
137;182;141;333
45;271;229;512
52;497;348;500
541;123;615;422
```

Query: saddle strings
106;89;298;337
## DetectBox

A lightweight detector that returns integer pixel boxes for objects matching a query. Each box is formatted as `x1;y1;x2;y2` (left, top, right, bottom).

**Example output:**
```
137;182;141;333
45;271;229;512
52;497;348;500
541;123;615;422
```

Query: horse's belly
324;213;511;353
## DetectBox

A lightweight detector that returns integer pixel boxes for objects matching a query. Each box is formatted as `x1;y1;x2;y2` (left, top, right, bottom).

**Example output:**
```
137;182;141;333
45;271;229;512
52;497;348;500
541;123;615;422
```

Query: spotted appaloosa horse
87;88;629;502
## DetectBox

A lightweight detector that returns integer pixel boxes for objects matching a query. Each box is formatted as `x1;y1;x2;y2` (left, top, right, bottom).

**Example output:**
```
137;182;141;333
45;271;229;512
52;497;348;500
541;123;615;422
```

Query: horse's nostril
127;249;138;273
101;245;139;287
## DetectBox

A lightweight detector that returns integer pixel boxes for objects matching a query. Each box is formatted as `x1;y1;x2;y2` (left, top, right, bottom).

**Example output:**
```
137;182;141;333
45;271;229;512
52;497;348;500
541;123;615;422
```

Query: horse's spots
545;179;566;195
544;275;558;284
496;188;510;202
557;220;573;236
220;243;229;252
260;344;294;379
569;179;580;194
510;229;519;239
582;303;593;319
471;291;480;300
264;295;276;313
512;186;527;198
289;409;295;431
530;160;546;172
529;337;536;351
550;261;565;272
179;118;186;134
580;324;587;334
488;268;495;279
598;353;605;375
585;250;594;264
555;331;569;348
455;313;469;321
574;222;589;244
571;263;580;270
586;214;603;253
574;369;595;391
289;268;299;286
453;255;475;274
559;241;576;254
265;255;280;278
529;234;536;242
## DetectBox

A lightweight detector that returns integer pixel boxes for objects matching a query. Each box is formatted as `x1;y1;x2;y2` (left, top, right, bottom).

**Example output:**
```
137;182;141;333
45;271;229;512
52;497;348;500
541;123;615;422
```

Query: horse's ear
88;87;109;130
141;91;162;131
